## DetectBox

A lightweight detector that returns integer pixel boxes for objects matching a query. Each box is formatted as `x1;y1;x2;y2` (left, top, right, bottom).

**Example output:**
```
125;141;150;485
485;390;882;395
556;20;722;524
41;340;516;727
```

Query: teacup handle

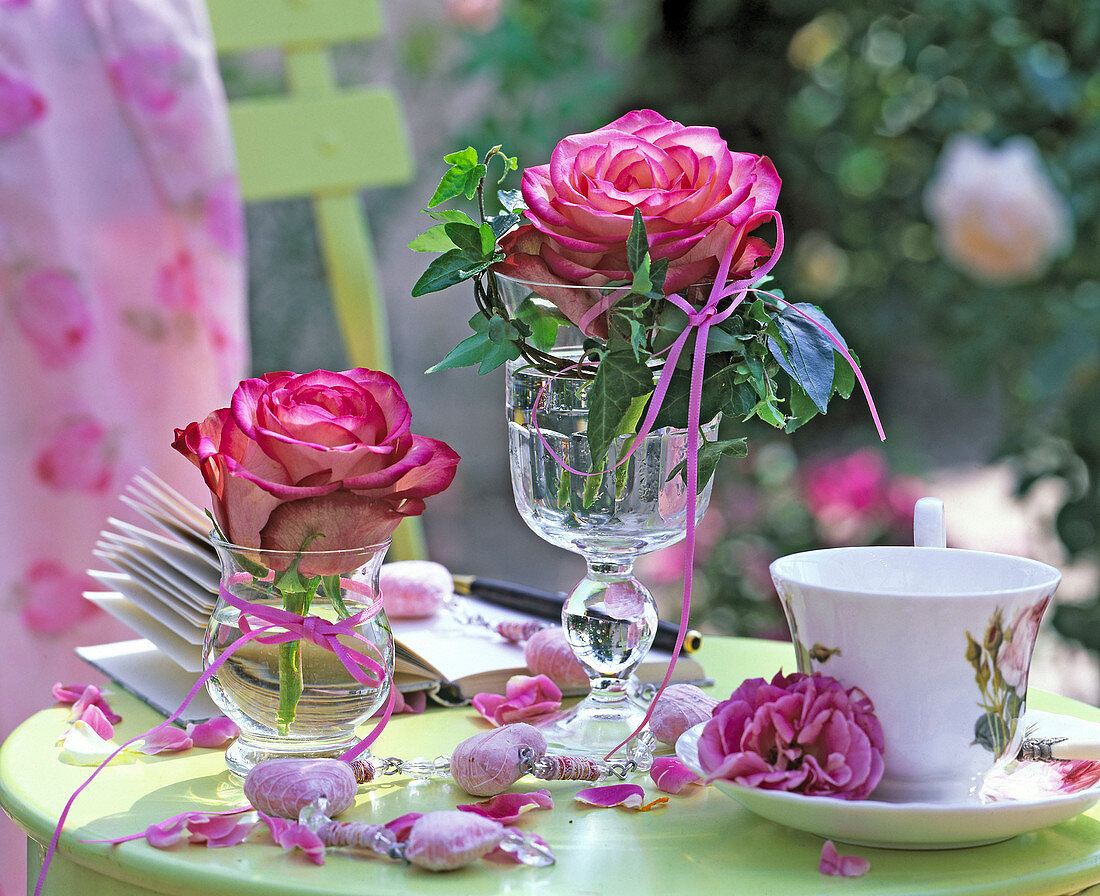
913;497;946;548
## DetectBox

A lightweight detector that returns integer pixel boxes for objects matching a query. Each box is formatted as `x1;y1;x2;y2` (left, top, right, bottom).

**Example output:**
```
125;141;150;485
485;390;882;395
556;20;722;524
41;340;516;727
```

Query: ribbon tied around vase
551;210;885;757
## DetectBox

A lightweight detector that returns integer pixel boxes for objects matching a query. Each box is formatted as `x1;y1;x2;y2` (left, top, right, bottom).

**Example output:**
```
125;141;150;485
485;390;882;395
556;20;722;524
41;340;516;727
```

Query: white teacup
770;536;1060;803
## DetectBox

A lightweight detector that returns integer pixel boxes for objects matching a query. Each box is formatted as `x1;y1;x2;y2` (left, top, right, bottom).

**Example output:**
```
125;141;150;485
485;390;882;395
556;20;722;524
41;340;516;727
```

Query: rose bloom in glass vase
411;109;881;759
173;368;459;774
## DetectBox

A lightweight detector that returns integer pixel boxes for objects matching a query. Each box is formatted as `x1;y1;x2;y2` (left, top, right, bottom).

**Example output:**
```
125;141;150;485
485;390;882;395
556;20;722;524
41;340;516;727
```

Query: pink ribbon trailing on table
35;574;395;896
532;211;885;759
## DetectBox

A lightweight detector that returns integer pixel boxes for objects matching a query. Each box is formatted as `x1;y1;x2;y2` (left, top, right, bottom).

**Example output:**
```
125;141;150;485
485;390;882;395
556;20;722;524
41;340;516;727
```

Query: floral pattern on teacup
965;594;1053;757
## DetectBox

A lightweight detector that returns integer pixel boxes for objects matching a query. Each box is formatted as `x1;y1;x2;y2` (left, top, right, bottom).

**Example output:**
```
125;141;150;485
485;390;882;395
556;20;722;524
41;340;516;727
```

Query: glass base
224;735;364;779
534;693;652;763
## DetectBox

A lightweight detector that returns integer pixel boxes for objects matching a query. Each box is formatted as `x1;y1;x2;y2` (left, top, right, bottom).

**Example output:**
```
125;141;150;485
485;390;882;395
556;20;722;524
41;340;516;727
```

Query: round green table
4;637;1100;896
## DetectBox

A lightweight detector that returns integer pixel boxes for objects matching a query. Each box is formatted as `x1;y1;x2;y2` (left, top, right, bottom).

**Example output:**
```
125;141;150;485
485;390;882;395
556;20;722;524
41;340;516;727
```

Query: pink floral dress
0;2;246;889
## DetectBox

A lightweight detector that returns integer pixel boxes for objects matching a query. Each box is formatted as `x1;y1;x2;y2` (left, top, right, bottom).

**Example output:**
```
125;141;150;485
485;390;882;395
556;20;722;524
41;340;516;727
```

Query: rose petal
574;783;645;808
64;684;122;725
187;813;256;848
650;758;700;795
58;721;137;766
78;705;115;741
137;726;193;754
259;813;326;864
385;812;423;842
185;717;240;748
143;814;192;848
819;840;870;878
457;789;554;823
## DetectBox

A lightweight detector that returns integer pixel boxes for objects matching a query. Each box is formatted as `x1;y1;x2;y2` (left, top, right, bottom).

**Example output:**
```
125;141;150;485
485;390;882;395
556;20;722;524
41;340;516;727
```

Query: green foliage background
412;0;1100;652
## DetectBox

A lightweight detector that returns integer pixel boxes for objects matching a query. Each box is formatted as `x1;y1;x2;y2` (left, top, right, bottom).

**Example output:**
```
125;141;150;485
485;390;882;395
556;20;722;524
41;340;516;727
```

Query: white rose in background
924;135;1073;284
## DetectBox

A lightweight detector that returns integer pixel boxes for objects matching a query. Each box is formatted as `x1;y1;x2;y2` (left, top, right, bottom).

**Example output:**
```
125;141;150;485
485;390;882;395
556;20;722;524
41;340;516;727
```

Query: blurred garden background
229;0;1100;698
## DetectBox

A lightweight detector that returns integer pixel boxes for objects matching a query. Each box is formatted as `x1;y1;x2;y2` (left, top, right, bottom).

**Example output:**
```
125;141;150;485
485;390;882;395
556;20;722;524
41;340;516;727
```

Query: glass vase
204;537;394;777
498;273;716;760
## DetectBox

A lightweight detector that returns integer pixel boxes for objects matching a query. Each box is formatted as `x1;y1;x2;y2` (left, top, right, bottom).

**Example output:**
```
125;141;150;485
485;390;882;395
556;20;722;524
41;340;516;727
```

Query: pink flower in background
496;109;780;335
108;43;187;115
819;840;870;877
998;594;1053;697
0;68;45;137
698;671;885;800
924;135;1073;284
18;560;99;634
13;267;94;368
34;415;115;492
802;449;918;545
445;0;502;32
203;175;246;257
156;250;201;312
471;674;562;726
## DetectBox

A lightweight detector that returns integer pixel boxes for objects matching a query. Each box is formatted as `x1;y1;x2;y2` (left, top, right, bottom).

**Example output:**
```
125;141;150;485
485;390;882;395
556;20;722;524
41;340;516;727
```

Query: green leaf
785;383;820;433
476;339;521;373
586;350;654;469
428;147;487;206
649;256;669;294
425;208;478;227
515;299;559;351
479;222;497;255
408;224;457;253
833;351;856;399
705;327;743;354
411;249;493;296
632;254;653;297
488;315;522;344
627;210;649;274
322;574;350;619
487;211;523;240
498;189;526;212
767;304;848;413
668;436;748;490
425;331;495;373
651;357;741;429
444;222;486;254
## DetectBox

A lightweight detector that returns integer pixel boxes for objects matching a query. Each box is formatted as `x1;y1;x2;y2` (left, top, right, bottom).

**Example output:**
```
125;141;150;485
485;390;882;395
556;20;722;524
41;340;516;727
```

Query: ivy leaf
408;224;457;253
411;248;495;296
650;357;741;430
425;330;495;373
426;208;478;227
515;299;559;351
497;189;526;212
587;350;654;469
785;383;820;433
833;351;857;399
767;303;848;413
668;436;749;490
649;256;669;294
444;222;486;254
428;147;487;206
627;210;648;273
487;211;523;240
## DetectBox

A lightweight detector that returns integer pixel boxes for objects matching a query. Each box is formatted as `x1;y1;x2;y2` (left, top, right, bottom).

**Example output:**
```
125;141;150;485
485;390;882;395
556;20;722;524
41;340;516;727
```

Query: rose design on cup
966;594;1054;758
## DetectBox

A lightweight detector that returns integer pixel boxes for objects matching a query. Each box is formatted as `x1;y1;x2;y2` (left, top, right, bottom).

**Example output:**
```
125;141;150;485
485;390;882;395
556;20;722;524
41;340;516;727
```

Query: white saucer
676;710;1100;850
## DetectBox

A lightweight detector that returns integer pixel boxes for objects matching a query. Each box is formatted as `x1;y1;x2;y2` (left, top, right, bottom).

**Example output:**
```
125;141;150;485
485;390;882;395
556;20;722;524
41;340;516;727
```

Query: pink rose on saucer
495;109;780;335
698;671;885;800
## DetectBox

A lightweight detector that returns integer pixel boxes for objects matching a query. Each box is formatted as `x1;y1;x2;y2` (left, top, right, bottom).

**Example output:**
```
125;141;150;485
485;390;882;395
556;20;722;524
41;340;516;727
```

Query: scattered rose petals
819;840;870;878
574;784;645;808
78;704;115;741
186;813;255;848
458;789;554;823
385;812;424;842
472;674;562;726
650;757;700;794
58;721;137;766
374;688;427;717
259;814;326;864
137;726;193;754
185;717;240;748
55;683;121;724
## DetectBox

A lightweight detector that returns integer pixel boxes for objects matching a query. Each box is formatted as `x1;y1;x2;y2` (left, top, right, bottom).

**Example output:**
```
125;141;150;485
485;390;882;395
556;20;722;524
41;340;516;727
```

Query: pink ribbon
35;573;394;896
532;211;886;759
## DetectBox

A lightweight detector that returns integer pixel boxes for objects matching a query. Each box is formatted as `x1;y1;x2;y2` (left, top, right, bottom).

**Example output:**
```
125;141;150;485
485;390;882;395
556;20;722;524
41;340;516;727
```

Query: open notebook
80;472;708;721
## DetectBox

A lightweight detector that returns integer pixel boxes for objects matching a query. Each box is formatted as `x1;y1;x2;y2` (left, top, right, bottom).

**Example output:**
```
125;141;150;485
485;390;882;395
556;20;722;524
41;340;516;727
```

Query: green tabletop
4;636;1100;896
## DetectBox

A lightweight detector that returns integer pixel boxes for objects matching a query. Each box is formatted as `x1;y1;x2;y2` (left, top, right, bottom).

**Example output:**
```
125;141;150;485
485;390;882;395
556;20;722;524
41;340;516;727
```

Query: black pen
452;575;703;654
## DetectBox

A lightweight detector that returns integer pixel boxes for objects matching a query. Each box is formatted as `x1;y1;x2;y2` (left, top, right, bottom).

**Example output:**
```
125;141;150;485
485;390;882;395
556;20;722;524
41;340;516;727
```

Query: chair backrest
206;0;424;560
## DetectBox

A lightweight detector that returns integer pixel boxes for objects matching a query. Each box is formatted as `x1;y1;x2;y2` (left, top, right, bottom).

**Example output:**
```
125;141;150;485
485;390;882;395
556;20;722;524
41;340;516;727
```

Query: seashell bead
450;723;547;796
523;627;588;690
379;560;452;618
404;811;504;871
243;758;358;819
649;683;719;746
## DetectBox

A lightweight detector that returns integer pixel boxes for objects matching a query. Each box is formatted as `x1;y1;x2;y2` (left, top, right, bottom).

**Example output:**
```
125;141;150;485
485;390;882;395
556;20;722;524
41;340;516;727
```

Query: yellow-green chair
205;0;424;560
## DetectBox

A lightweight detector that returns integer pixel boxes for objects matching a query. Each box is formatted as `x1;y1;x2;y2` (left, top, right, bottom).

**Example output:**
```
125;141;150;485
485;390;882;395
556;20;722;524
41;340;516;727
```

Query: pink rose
13;267;94;368
0;68;46;137
495;109;780;334
698;671;885;800
34;415;115;492
471;674;562;726
997;594;1053;697
172;369;460;566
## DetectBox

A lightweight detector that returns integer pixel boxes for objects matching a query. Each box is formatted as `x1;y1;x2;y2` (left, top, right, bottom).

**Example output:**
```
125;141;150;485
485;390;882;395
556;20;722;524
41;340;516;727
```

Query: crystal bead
497;829;555;867
399;758;438;780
